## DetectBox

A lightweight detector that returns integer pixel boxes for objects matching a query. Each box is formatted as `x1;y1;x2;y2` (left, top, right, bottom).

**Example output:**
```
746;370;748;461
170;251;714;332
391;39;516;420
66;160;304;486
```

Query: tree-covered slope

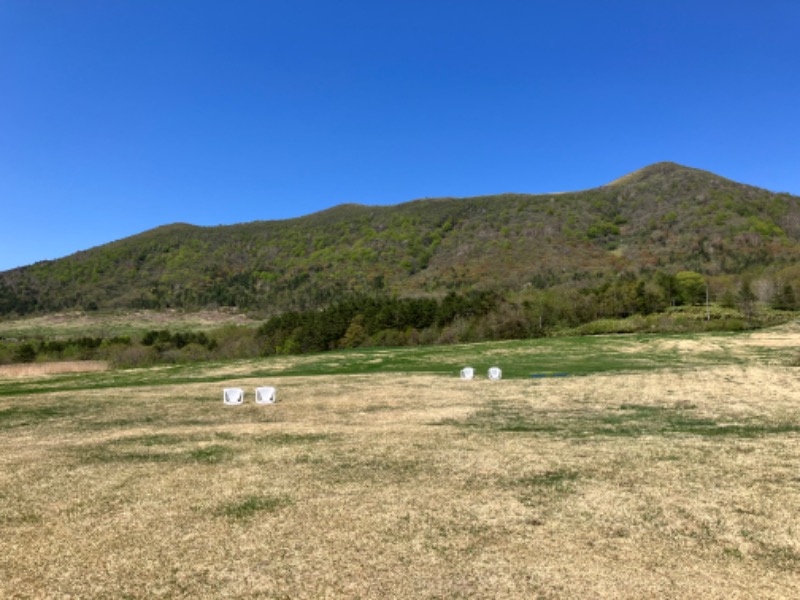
2;162;799;317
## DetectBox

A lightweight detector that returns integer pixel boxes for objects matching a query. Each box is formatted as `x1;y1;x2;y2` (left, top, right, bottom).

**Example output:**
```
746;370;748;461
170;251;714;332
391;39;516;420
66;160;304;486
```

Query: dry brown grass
0;360;108;378
1;339;800;597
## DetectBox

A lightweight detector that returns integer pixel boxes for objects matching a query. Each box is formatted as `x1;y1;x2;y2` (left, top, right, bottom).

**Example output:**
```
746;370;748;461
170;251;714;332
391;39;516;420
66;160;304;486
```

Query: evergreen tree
738;279;757;320
772;282;797;311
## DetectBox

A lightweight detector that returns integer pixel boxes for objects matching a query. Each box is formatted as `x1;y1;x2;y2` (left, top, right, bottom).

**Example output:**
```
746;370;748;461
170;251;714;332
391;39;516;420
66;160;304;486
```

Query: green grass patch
107;433;189;446
443;400;800;439
756;543;800;570
190;444;233;463
512;469;580;508
77;437;236;465
0;327;791;403
252;432;336;446
0;310;257;340
79;448;180;464
217;494;293;519
0;403;84;429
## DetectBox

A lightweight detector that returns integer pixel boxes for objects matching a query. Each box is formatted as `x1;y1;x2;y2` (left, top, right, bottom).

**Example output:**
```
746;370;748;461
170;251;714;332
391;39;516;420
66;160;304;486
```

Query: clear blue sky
2;1;799;271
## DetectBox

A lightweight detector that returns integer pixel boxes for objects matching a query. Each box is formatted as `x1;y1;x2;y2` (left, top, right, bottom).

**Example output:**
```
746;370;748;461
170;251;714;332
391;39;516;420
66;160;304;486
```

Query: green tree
675;271;706;305
339;315;368;348
14;342;37;363
772;282;797;311
738;279;758;320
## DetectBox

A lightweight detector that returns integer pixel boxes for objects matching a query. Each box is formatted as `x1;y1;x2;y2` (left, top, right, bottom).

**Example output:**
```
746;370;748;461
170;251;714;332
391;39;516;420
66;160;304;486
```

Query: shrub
105;345;159;369
14;342;37;363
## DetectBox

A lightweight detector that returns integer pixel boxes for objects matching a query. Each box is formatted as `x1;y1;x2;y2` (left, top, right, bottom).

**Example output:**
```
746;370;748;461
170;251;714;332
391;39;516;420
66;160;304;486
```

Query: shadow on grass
216;494;293;519
76;436;236;465
437;401;800;439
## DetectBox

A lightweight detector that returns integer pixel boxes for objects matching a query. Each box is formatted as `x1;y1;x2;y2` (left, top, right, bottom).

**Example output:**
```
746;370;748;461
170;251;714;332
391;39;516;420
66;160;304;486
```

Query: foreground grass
1;326;799;598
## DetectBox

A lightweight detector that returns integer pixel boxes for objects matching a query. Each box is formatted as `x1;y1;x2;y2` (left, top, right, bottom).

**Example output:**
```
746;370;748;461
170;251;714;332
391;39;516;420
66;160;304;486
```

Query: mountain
2;162;799;317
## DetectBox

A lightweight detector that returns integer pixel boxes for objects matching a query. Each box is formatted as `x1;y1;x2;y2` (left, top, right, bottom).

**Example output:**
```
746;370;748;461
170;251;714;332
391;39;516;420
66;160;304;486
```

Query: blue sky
1;1;799;271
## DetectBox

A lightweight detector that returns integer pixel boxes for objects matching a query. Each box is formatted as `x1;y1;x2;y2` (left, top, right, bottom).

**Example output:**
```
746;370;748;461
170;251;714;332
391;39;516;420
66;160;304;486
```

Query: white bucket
255;386;277;404
223;388;244;405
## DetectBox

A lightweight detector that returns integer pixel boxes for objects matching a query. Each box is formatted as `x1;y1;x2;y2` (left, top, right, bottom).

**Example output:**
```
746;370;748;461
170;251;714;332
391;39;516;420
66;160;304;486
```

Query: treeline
1;276;797;368
0;290;504;366
258;291;498;354
257;271;798;354
7;336;129;364
0;327;255;368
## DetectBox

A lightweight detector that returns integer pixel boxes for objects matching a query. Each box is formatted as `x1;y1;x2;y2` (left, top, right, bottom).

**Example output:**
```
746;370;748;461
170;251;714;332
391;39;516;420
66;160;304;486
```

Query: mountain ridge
2;162;799;317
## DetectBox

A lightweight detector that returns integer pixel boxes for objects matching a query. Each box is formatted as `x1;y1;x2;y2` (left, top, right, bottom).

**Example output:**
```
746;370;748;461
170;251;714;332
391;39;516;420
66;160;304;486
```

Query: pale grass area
0;360;108;378
2;359;800;596
0;308;257;337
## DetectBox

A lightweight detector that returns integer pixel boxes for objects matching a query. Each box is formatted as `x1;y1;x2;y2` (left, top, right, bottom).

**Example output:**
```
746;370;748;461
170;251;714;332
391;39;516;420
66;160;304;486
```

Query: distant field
0;308;258;339
1;325;799;598
0;360;108;378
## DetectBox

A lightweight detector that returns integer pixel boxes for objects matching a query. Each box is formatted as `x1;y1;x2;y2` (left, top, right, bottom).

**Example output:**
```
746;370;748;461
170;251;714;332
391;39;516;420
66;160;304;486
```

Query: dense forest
2;162;800;317
1;162;799;365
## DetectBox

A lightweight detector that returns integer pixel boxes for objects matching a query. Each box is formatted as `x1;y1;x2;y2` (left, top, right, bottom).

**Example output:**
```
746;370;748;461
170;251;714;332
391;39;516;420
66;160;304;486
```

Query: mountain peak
2;161;796;318
606;162;698;187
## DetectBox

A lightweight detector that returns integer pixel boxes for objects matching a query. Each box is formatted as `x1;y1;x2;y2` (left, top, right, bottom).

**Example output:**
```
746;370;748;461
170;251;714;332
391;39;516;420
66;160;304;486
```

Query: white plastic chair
223;388;244;405
487;367;502;380
255;386;277;404
460;367;475;380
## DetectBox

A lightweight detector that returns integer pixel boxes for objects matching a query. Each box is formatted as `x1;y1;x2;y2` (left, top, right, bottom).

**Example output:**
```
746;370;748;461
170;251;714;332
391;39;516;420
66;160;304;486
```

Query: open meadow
1;325;799;598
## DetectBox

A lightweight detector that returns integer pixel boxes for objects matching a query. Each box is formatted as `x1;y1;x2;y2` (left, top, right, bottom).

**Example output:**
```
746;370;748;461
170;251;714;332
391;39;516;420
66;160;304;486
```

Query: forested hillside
2;162;799;320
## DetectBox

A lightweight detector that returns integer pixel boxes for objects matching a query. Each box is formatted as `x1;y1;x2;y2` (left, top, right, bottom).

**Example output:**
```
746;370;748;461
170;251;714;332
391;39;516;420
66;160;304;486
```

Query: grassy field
1;325;799;598
0;308;258;339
